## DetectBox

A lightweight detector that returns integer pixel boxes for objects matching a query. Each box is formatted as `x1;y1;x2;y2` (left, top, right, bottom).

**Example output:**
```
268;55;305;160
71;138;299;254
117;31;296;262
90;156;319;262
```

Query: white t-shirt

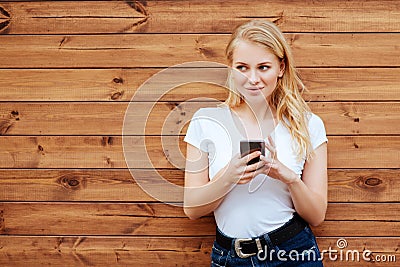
184;105;328;238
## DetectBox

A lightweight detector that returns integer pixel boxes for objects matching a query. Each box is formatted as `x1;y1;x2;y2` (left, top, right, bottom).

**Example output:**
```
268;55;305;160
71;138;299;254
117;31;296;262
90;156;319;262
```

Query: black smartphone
240;140;265;165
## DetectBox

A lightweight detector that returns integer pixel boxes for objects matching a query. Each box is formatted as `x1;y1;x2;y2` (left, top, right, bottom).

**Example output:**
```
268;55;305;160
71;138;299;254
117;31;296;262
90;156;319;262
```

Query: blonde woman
184;20;327;266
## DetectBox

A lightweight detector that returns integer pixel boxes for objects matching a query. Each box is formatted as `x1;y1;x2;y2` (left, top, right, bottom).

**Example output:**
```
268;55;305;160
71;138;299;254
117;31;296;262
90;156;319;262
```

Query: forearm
183;197;223;220
184;171;233;220
288;178;327;226
184;148;262;220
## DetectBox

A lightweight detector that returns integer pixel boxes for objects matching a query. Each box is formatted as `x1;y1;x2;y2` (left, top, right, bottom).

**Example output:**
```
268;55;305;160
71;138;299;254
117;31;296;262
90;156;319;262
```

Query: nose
248;69;260;85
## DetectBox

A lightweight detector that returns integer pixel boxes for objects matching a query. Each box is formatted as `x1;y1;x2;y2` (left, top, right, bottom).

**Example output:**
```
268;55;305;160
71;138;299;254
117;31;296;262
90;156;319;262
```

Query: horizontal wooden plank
0;136;398;169
326;136;400;169
0;236;213;266
0;1;146;35
328;169;400;202
312;221;400;237
0;202;215;236
312;102;400;135
0;68;399;101
1;0;399;34
301;68;400;101
0;102;399;135
0;202;399;236
325;203;400;221
1;169;399;202
1;34;399;68
0;169;158;202
0;236;398;266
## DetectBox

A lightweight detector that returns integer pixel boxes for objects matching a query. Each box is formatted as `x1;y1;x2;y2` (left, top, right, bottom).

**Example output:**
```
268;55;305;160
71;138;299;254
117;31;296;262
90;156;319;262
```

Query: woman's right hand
184;144;264;219
219;151;265;185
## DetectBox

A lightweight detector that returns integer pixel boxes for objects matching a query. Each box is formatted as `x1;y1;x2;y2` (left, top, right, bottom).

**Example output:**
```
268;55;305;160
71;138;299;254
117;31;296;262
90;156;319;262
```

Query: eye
259;65;270;71
235;65;247;71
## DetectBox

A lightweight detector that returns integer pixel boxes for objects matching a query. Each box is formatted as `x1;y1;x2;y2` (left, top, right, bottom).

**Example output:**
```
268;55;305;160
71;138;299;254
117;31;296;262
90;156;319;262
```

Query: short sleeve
184;109;209;152
308;114;328;150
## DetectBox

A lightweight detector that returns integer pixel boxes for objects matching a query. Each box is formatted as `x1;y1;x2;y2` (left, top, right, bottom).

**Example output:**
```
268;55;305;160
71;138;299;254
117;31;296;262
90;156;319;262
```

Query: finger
245;159;265;172
237;175;253;184
238;166;269;183
264;141;276;154
240;168;261;179
267;135;276;148
238;173;258;183
241;150;262;164
237;177;252;184
253;165;268;176
265;141;274;152
260;154;273;164
267;136;278;156
264;161;278;171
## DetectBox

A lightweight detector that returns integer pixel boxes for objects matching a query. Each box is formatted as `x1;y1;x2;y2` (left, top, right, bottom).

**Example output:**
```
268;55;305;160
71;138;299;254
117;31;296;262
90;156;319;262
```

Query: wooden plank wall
0;0;399;266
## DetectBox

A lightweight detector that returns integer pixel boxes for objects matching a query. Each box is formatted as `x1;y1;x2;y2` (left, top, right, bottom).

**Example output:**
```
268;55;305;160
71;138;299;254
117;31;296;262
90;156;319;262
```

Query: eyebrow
233;61;272;65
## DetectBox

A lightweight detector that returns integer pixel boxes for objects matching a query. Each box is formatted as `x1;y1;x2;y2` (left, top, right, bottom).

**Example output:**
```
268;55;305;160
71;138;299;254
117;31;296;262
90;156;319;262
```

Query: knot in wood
113;77;124;84
101;136;114;146
356;176;384;193
67;179;79;187
59;175;82;190
111;91;124;100
364;177;382;187
166;102;180;111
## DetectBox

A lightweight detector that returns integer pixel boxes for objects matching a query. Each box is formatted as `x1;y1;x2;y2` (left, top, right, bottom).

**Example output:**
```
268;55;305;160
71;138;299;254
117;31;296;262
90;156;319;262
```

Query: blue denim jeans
211;226;323;267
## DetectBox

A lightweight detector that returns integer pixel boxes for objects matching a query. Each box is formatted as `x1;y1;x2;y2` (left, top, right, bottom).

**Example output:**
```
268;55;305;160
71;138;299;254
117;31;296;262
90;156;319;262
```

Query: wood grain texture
0;1;147;34
0;136;398;169
1;169;399;202
0;236;214;266
0;0;399;34
0;202;215;236
1;68;399;101
0;236;397;266
0;202;399;236
1;34;400;68
1;0;399;266
0;169;159;202
327;169;400;202
0;102;399;135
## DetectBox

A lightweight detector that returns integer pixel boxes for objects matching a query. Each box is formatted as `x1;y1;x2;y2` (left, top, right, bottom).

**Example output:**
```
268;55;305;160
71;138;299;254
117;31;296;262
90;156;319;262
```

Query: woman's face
231;40;284;104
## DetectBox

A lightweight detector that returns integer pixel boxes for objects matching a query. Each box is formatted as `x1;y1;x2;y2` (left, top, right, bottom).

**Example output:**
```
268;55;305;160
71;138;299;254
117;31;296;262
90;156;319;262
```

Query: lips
245;87;264;90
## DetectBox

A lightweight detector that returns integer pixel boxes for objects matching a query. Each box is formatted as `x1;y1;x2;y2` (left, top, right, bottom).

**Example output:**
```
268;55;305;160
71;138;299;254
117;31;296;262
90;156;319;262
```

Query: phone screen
240;140;265;165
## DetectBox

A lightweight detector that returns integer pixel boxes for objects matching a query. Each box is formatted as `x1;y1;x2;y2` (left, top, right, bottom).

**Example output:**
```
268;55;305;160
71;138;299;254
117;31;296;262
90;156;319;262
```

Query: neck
236;100;275;123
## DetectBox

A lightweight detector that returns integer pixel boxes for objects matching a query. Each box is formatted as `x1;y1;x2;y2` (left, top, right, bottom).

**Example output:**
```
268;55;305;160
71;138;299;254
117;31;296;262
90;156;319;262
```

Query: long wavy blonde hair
225;20;313;161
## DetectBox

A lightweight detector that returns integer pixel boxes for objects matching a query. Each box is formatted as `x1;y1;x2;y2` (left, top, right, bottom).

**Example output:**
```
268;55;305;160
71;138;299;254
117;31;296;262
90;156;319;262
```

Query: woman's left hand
260;135;300;185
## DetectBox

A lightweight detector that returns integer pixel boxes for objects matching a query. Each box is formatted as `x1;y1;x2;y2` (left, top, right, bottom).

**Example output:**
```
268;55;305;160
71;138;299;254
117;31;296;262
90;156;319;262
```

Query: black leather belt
216;213;308;258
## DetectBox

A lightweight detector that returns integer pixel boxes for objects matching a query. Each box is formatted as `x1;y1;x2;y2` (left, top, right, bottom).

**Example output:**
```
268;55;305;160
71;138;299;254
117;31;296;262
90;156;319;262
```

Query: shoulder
306;113;328;146
307;113;325;128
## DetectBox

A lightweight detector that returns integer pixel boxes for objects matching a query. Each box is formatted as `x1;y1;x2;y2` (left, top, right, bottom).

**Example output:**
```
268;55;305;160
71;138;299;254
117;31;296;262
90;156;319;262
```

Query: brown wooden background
0;0;399;266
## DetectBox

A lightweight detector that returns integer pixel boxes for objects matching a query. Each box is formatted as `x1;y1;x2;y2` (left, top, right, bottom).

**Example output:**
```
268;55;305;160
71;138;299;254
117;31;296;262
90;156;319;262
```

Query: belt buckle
234;238;256;258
